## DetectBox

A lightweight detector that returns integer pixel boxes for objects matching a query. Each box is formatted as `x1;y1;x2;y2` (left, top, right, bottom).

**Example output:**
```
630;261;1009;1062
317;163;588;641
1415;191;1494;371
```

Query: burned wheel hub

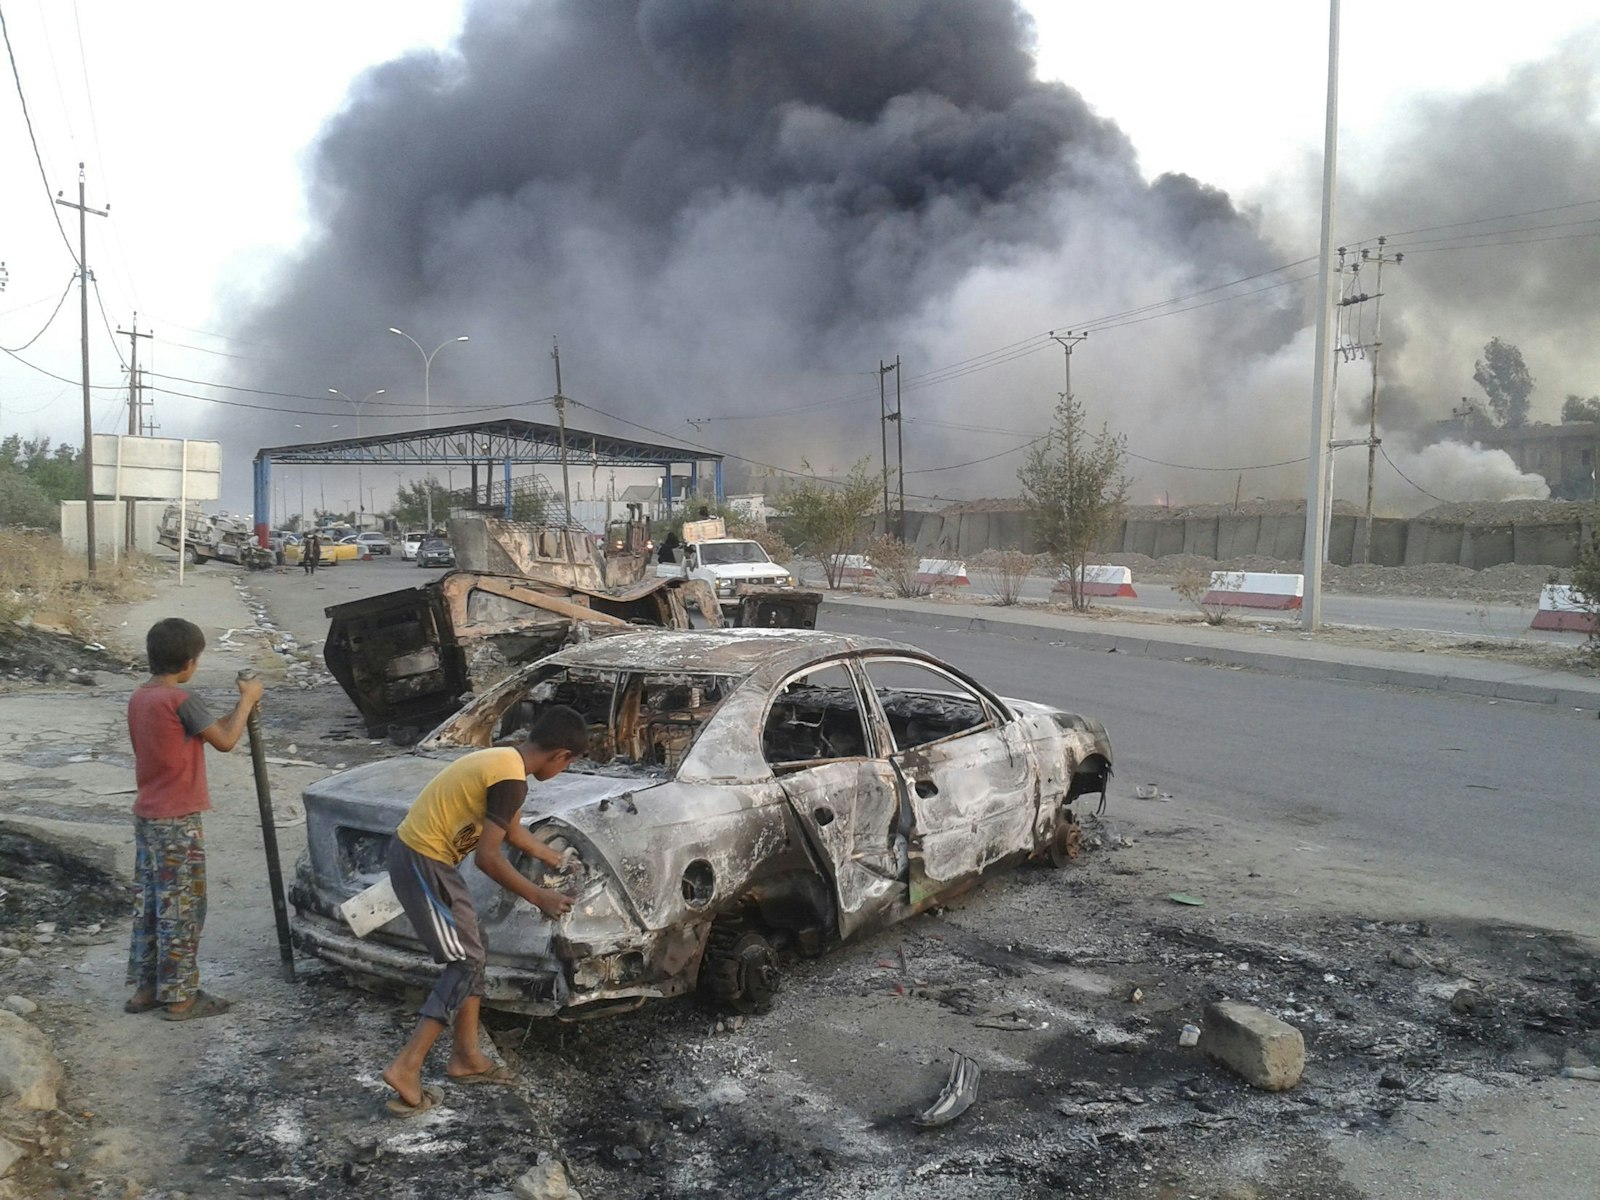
702;928;781;1013
1047;813;1082;867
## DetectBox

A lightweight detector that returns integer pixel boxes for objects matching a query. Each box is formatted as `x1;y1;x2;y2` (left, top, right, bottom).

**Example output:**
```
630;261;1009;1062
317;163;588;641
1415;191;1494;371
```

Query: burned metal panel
323;586;470;737
778;760;907;939
735;587;822;630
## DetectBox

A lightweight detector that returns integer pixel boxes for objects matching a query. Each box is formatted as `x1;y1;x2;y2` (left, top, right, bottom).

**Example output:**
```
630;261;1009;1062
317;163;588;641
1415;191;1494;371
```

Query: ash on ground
160;841;1598;1200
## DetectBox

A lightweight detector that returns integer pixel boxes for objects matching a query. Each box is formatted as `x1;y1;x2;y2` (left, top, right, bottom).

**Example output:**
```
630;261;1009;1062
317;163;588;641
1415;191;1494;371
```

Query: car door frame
763;654;912;941
854;652;1037;907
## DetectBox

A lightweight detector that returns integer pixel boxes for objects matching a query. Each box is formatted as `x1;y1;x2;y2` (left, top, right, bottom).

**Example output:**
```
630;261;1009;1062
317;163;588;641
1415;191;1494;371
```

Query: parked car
399;531;425;561
416;538;455;568
328;536;363;561
289;630;1113;1018
355;531;392;556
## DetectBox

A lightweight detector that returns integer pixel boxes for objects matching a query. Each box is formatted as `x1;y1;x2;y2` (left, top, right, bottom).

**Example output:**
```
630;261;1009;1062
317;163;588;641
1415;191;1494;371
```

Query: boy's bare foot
123;989;162;1014
445;1049;501;1080
382;1062;424;1109
161;989;231;1021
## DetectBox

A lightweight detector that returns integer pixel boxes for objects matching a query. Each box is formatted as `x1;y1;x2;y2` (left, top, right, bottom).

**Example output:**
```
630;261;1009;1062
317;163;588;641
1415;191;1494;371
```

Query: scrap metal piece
914;1053;981;1129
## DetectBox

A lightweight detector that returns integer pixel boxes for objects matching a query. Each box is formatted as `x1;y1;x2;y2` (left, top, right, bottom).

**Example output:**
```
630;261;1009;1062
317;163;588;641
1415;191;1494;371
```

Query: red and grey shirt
127;683;217;819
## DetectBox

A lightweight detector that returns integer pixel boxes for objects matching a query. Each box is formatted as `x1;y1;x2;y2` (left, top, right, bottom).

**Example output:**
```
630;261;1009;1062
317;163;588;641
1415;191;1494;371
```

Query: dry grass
0;529;156;638
975;547;1032;606
866;535;930;598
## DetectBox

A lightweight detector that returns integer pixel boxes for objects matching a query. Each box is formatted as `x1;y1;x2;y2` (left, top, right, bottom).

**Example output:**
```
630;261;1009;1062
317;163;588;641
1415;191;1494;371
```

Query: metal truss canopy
250;418;723;541
255;418;721;468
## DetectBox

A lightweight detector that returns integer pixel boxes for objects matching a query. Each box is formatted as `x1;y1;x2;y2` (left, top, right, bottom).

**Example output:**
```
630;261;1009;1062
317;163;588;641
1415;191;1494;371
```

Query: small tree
392;478;453;529
867;534;929;598
1561;394;1600;424
1019;393;1129;612
1473;338;1535;428
777;459;879;589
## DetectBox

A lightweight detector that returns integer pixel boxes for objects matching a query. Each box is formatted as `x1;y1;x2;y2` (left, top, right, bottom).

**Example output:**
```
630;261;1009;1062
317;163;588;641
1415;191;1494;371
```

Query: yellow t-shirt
396;747;528;866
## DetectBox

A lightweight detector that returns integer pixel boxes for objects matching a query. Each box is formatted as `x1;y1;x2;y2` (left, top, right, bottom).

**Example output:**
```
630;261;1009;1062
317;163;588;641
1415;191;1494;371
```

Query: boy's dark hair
147;617;206;675
527;704;589;757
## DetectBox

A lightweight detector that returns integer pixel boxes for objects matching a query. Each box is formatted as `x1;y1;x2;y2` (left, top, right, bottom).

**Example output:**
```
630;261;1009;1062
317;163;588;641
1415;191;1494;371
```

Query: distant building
1464;422;1600;500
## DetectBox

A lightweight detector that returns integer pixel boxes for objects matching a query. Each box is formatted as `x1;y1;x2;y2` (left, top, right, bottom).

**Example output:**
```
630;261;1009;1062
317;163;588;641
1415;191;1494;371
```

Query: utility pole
1048;330;1088;402
56;164;109;574
1357;239;1400;564
550;339;575;561
878;360;896;533
1048;333;1088;588
118;315;152;551
893;355;905;541
1301;0;1341;632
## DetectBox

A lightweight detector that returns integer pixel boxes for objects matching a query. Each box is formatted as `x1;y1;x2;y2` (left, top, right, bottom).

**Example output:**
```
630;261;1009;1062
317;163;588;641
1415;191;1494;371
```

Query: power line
1378;444;1448;503
0;1;79;262
0;275;74;352
90;273;127;368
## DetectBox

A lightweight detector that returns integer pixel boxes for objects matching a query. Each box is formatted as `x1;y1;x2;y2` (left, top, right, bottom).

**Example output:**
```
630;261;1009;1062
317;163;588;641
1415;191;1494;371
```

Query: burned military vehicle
290;630;1113;1018
323;570;719;739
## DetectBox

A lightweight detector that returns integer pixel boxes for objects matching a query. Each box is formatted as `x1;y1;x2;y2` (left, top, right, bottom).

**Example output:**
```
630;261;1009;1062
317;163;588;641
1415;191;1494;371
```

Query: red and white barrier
916;558;969;586
1529;585;1598;633
1053;564;1137;598
1202;571;1303;611
833;554;874;580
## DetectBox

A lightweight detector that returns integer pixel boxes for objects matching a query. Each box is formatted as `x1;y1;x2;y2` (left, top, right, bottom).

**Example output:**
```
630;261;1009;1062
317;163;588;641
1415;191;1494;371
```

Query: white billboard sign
91;435;221;501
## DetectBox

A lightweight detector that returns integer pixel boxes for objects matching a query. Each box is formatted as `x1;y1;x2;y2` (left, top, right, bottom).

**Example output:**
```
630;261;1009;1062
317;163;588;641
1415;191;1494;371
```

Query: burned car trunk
323;570;718;738
292;630;1114;1021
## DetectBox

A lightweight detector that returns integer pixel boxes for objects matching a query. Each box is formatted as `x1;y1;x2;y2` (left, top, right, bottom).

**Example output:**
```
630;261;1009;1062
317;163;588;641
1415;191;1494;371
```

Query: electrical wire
0;276;74;352
91;273;127;368
0;1;78;262
1379;445;1449;503
0;343;131;390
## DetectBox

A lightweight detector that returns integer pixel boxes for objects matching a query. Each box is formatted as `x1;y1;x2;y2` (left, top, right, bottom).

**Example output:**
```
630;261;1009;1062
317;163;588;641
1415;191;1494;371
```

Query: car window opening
763;667;870;768
862;661;990;751
488;666;735;778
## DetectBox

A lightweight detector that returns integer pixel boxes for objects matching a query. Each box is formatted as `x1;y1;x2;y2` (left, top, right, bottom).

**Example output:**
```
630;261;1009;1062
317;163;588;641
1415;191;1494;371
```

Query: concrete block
1182;517;1219;558
1202;1000;1305;1091
1153;519;1186;559
1513;522;1581;568
1124;520;1160;558
1404;522;1462;567
1216;515;1261;559
1463;524;1514;569
1366;518;1407;567
0;1009;62;1110
1327;515;1356;566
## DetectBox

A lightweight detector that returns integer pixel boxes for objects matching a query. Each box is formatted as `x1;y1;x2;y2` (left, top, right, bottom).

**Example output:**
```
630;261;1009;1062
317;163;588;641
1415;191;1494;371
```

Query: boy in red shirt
124;617;263;1020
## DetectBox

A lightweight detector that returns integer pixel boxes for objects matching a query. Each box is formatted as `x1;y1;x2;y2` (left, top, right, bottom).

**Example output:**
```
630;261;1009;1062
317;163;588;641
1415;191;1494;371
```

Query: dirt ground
0;567;1596;1199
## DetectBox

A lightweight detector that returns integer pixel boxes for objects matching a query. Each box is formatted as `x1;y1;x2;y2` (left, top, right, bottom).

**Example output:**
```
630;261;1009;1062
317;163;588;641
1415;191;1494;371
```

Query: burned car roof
539;629;903;676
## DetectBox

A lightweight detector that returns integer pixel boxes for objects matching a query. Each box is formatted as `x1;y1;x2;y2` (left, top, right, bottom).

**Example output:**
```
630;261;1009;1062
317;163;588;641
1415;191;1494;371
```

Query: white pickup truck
655;536;794;615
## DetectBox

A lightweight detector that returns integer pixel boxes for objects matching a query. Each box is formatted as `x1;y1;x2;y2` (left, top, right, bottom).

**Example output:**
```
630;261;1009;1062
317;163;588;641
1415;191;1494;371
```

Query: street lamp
329;388;385;525
388;328;469;528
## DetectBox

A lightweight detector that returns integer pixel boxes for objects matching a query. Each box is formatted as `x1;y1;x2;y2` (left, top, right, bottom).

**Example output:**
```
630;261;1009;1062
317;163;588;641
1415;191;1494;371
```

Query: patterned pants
126;814;208;1004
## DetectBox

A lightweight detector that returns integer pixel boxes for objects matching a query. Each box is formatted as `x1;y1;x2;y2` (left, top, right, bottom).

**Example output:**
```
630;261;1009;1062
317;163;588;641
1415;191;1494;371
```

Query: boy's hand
556;846;583;874
237;676;265;708
532;886;573;920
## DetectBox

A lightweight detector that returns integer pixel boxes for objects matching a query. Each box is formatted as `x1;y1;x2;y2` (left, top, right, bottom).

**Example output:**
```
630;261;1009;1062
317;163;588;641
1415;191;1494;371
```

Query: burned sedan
290;630;1112;1018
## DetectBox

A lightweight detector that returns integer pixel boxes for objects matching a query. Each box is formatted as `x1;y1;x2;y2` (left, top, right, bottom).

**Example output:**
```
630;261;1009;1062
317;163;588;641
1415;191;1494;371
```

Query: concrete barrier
1202;571;1304;610
834;554;874;579
916;558;969;586
1054;565;1136;597
1529;585;1598;633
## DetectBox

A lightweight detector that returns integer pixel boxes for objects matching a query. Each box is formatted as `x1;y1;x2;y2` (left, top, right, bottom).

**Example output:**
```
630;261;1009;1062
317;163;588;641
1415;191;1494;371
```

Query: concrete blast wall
895;508;1589;569
58;501;168;558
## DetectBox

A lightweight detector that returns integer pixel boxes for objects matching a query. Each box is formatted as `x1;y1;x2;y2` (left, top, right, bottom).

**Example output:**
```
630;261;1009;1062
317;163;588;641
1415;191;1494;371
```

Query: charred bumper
289;904;572;1016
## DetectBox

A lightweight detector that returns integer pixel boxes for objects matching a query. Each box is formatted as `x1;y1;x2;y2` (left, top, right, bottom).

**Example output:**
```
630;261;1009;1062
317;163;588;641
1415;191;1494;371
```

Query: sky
1;1;1596;516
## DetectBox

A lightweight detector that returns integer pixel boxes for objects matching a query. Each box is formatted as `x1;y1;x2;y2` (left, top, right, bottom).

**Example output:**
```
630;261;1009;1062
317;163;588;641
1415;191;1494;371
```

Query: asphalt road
253;556;1596;932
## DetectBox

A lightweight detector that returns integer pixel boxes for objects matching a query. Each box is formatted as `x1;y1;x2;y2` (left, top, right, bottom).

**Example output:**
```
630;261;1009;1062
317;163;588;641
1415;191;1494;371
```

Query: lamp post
329;388;385;527
388;328;469;529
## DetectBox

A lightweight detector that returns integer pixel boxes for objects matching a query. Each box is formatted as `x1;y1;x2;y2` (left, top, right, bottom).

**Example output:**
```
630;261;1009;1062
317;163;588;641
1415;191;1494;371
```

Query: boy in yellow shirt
381;706;587;1116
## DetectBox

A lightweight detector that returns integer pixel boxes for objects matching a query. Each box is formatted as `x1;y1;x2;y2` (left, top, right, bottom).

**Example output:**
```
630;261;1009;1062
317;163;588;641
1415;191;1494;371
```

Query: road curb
822;599;1600;713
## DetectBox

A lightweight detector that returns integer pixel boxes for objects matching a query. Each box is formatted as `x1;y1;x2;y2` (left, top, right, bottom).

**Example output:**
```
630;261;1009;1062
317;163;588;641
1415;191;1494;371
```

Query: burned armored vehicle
323;570;719;739
290;630;1113;1018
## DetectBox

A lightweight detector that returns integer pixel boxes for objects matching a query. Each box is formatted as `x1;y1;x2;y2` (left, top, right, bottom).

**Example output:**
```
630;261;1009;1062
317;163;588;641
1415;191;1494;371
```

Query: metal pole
1361;246;1389;565
894;355;905;541
238;669;295;982
551;340;574;558
1301;0;1342;632
879;361;890;531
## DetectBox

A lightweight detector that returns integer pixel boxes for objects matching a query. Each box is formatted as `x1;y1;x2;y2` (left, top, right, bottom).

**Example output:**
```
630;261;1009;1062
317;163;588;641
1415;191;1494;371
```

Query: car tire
700;927;781;1014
